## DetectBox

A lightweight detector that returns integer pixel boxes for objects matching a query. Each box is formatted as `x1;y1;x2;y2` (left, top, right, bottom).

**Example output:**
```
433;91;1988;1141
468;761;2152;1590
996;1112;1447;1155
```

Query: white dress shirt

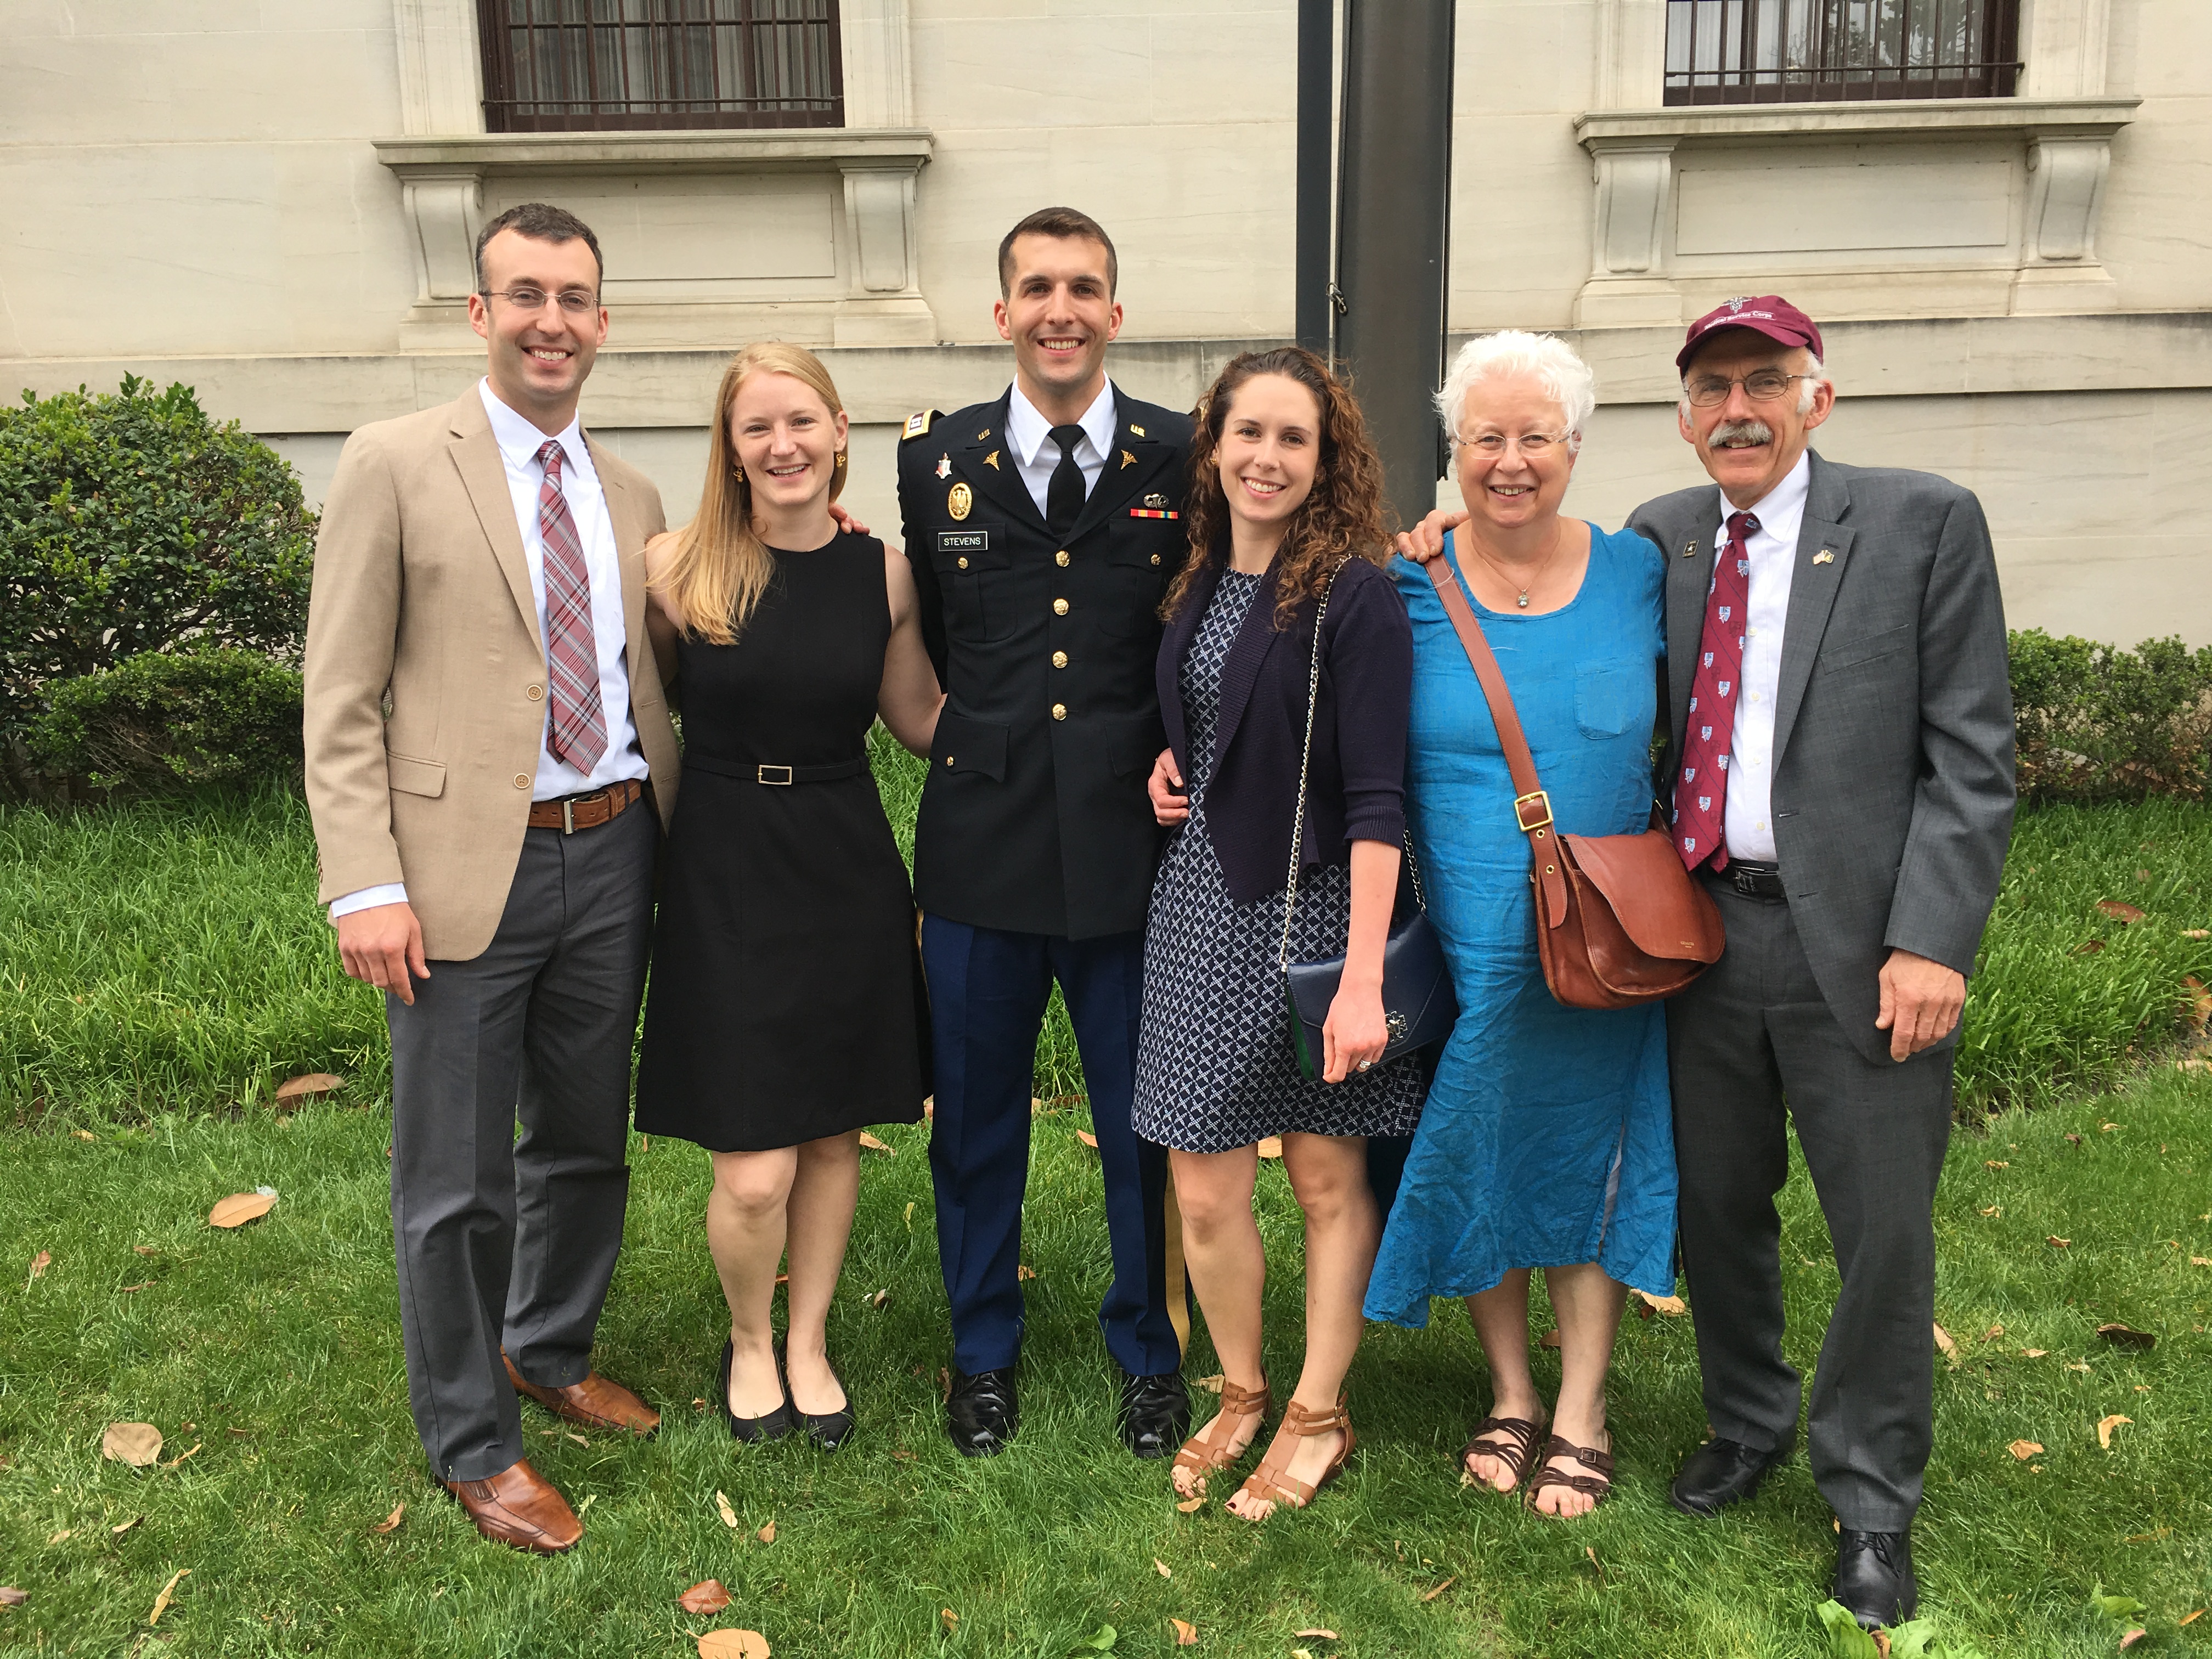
1717;450;1810;865
1005;379;1116;520
328;380;648;920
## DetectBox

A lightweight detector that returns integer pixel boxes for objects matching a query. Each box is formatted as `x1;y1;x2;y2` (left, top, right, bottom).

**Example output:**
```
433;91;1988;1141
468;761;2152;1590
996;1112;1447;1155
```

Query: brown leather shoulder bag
1424;555;1724;1009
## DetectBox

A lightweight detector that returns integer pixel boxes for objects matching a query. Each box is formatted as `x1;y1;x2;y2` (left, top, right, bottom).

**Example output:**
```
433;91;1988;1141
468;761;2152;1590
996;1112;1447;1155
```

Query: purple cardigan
1156;553;1412;905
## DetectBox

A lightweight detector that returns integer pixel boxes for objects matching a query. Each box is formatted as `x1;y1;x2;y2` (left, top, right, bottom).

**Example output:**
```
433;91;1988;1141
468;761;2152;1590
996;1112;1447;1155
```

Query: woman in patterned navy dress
1131;348;1421;1521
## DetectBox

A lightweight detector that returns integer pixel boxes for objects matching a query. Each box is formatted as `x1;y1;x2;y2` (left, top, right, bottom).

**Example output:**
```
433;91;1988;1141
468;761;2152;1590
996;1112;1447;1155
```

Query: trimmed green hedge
26;649;302;796
2009;629;2212;805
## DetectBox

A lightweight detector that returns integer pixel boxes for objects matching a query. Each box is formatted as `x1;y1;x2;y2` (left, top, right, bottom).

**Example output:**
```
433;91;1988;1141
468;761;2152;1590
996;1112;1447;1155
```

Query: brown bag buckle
1513;789;1554;833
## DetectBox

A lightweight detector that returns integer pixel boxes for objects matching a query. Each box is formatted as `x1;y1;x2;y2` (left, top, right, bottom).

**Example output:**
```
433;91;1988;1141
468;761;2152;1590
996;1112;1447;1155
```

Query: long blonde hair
655;342;849;645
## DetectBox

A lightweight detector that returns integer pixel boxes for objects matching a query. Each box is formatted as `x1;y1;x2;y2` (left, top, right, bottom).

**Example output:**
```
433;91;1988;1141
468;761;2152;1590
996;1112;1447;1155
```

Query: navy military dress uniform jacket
899;388;1195;940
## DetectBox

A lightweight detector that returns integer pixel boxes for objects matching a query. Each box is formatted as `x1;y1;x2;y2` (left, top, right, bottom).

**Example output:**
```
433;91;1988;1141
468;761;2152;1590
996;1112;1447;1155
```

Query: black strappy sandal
1460;1414;1547;1494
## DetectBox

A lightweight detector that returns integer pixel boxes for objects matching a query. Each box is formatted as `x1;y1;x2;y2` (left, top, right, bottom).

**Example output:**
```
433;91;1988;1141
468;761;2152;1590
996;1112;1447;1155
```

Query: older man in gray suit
1631;296;2015;1629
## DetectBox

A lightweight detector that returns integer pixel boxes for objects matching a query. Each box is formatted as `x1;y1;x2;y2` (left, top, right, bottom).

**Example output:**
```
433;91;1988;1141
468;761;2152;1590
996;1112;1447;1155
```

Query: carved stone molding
374;131;937;349
1569;98;2139;327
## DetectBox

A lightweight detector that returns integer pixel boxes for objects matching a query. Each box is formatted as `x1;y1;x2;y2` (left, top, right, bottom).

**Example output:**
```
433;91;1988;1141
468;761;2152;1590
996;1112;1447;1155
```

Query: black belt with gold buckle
1719;859;1786;902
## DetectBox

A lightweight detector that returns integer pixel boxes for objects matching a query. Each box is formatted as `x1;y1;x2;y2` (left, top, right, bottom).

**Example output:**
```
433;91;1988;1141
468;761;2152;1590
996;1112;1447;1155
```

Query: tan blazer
303;389;681;962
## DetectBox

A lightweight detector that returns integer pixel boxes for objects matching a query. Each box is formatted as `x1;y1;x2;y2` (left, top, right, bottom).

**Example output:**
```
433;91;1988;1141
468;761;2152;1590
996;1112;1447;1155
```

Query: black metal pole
1294;0;1335;353
1333;0;1455;532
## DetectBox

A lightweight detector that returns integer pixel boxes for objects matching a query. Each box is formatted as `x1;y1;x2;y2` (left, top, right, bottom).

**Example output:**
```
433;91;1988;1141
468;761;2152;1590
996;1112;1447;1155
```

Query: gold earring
732;465;744;482
834;450;847;469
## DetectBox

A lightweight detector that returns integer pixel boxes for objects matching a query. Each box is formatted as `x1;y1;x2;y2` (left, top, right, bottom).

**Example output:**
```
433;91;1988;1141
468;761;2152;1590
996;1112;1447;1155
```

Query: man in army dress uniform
899;207;1193;1458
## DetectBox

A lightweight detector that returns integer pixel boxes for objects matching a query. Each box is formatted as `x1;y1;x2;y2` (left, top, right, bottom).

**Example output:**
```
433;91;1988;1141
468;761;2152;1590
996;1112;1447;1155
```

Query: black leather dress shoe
1117;1369;1190;1459
716;1339;791;1444
1835;1530;1917;1629
946;1367;1018;1458
1667;1436;1790;1517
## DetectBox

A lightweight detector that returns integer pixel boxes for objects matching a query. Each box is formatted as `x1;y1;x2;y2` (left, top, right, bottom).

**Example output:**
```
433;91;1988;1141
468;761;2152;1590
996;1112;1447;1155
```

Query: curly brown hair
1161;346;1392;630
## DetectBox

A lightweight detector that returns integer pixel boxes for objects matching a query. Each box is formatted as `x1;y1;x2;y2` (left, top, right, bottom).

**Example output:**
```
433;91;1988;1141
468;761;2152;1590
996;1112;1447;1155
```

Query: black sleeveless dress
635;532;928;1152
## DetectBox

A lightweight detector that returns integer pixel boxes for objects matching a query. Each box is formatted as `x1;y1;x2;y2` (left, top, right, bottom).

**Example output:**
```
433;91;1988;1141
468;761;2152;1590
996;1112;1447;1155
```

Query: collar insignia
1120;449;1137;469
1813;549;1835;565
1128;423;1147;437
975;428;991;441
984;450;1001;470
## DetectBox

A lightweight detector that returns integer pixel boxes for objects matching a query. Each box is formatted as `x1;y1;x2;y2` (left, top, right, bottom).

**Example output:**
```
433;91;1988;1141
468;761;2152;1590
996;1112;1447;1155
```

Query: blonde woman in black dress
635;343;941;1446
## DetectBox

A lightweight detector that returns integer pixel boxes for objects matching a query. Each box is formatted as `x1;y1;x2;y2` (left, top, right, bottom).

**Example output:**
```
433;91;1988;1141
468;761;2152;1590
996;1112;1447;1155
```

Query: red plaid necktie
1672;509;1757;872
534;441;608;772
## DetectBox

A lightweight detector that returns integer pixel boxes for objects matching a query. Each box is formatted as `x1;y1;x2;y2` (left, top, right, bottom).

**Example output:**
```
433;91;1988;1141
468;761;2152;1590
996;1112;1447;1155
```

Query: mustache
1709;419;1774;448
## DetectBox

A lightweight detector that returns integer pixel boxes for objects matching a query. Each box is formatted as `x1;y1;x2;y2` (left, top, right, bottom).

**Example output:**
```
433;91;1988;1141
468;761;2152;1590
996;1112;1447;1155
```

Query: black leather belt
1709;859;1787;902
684;753;866;786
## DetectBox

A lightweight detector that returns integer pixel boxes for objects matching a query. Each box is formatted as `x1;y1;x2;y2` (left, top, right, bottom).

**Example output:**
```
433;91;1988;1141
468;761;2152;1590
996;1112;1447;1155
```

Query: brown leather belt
527;777;646;834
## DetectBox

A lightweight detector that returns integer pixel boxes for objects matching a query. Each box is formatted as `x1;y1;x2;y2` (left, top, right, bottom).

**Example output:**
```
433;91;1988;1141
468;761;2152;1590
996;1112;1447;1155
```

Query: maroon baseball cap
1676;295;1824;374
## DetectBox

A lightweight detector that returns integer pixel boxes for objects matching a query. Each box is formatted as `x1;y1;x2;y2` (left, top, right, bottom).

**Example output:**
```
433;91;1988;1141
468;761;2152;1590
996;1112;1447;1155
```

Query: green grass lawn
1;766;2209;1656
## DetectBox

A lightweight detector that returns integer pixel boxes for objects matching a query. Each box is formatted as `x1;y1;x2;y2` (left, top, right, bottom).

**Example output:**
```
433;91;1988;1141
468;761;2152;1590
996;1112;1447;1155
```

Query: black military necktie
1046;424;1088;533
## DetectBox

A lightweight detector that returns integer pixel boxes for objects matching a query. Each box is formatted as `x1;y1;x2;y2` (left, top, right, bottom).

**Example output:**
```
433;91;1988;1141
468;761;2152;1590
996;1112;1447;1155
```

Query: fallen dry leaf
118;1282;151;1294
696;1632;769;1659
1295;1629;1339;1641
1419;1575;1457;1603
857;1132;893;1154
1176;1494;1205;1513
47;1530;70;1545
2097;899;2148;924
2125;1528;2171;1543
275;1073;344;1103
2097;1414;2132;1450
1873;1634;1893;1659
2177;1609;2203;1627
1984;1160;2010;1170
1257;1136;1284;1159
208;1191;277;1229
0;1587;25;1606
1933;1323;1959;1360
27;1250;50;1281
2120;1629;2148;1650
1028;1096;1042;1116
2097;1322;2155;1350
1194;1374;1226;1394
102;1423;162;1467
679;1579;732;1614
714;1489;739;1529
2049;1237;2072;1248
369;1503;404;1536
756;1520;775;1544
902;1201;915;1230
1076;1131;1100;1149
2067;1362;2093;1374
2007;1440;2044;1460
2192;1257;2211;1267
1170;1617;1198;1646
923;1095;934;1118
2066;1132;2085;1144
2022;1348;2049;1357
940;1608;959;1632
1154;1558;1171;1577
147;1567;189;1626
2102;1122;2122;1133
1017;1265;1037;1281
1979;1205;2001;1216
111;1516;142;1537
71;1129;95;1141
161;1443;201;1469
132;1245;156;1256
1635;1289;1688;1316
1539;1328;1562;1349
2074;939;2107;956
891;1447;915;1462
865;1288;889;1310
1985;1323;2005;1340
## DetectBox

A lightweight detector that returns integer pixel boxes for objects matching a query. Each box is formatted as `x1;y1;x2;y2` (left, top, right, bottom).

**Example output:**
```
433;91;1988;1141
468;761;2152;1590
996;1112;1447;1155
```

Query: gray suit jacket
1629;450;2016;1064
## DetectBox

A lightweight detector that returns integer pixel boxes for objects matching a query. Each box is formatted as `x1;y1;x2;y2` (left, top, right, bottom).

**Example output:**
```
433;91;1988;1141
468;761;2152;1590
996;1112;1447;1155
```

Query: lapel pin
1682;542;1697;558
934;454;951;480
1814;549;1835;566
983;449;1001;470
1129;423;1147;437
975;428;991;441
1143;493;1169;510
1121;449;1137;469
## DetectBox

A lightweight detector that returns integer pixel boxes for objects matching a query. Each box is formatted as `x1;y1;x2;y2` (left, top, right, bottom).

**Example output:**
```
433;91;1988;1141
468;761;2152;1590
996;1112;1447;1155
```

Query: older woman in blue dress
1364;331;1677;1517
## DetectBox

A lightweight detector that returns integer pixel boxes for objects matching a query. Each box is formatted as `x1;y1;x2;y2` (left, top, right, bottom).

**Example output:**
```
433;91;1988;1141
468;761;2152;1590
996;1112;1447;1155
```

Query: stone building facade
3;0;2205;642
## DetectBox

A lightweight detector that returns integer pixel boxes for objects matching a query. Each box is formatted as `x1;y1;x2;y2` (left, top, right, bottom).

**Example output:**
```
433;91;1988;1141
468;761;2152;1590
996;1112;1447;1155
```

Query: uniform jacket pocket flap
386;751;447;798
933;712;1008;781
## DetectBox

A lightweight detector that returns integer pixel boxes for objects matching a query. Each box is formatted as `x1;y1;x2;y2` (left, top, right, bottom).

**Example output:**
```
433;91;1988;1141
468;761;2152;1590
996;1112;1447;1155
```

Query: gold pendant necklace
1470;521;1564;611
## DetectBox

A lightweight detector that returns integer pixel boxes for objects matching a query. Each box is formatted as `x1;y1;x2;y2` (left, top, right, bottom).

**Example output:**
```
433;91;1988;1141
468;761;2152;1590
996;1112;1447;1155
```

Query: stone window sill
1573;96;2139;150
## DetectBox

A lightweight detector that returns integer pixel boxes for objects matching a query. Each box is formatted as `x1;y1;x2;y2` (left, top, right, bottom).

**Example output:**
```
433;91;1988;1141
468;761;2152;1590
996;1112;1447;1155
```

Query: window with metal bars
1664;0;2021;105
477;0;843;132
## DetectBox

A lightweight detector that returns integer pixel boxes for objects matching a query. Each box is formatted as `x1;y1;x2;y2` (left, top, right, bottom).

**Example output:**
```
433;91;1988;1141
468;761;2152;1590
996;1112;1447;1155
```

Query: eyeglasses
1454;431;1568;458
1683;370;1812;408
480;286;599;315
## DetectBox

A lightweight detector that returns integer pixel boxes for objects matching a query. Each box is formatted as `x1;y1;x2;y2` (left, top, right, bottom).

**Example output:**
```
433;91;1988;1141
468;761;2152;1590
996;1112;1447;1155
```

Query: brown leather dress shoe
443;1458;582;1554
505;1353;661;1436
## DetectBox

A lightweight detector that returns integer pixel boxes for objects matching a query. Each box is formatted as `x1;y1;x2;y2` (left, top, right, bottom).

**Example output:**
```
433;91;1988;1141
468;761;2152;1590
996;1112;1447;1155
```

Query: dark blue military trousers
921;915;1184;1379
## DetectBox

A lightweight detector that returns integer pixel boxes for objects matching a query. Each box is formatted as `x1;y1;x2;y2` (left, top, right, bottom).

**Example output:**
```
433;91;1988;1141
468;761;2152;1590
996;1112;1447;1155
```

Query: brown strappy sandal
1460;1413;1547;1494
1523;1432;1615;1515
1232;1395;1355;1517
1171;1377;1271;1498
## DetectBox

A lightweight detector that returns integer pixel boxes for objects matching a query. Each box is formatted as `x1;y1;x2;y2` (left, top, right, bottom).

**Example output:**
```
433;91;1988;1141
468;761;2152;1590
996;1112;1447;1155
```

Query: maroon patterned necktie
534;441;608;773
1672;509;1757;872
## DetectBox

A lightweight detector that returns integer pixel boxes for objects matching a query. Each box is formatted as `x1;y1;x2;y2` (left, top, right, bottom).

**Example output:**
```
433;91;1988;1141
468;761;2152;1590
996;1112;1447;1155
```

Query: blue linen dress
1363;525;1680;1324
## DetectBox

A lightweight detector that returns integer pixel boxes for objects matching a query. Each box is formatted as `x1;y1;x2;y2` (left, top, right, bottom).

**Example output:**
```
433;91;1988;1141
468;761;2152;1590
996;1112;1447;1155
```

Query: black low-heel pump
716;1338;793;1443
780;1346;855;1450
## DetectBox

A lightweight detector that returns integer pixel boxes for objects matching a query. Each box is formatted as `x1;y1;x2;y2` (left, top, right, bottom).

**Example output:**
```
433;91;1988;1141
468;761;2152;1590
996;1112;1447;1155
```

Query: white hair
1678;351;1831;419
1436;330;1598;454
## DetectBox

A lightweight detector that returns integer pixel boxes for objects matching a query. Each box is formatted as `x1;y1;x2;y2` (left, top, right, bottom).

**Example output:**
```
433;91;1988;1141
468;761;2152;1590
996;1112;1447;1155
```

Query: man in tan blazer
303;202;678;1554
